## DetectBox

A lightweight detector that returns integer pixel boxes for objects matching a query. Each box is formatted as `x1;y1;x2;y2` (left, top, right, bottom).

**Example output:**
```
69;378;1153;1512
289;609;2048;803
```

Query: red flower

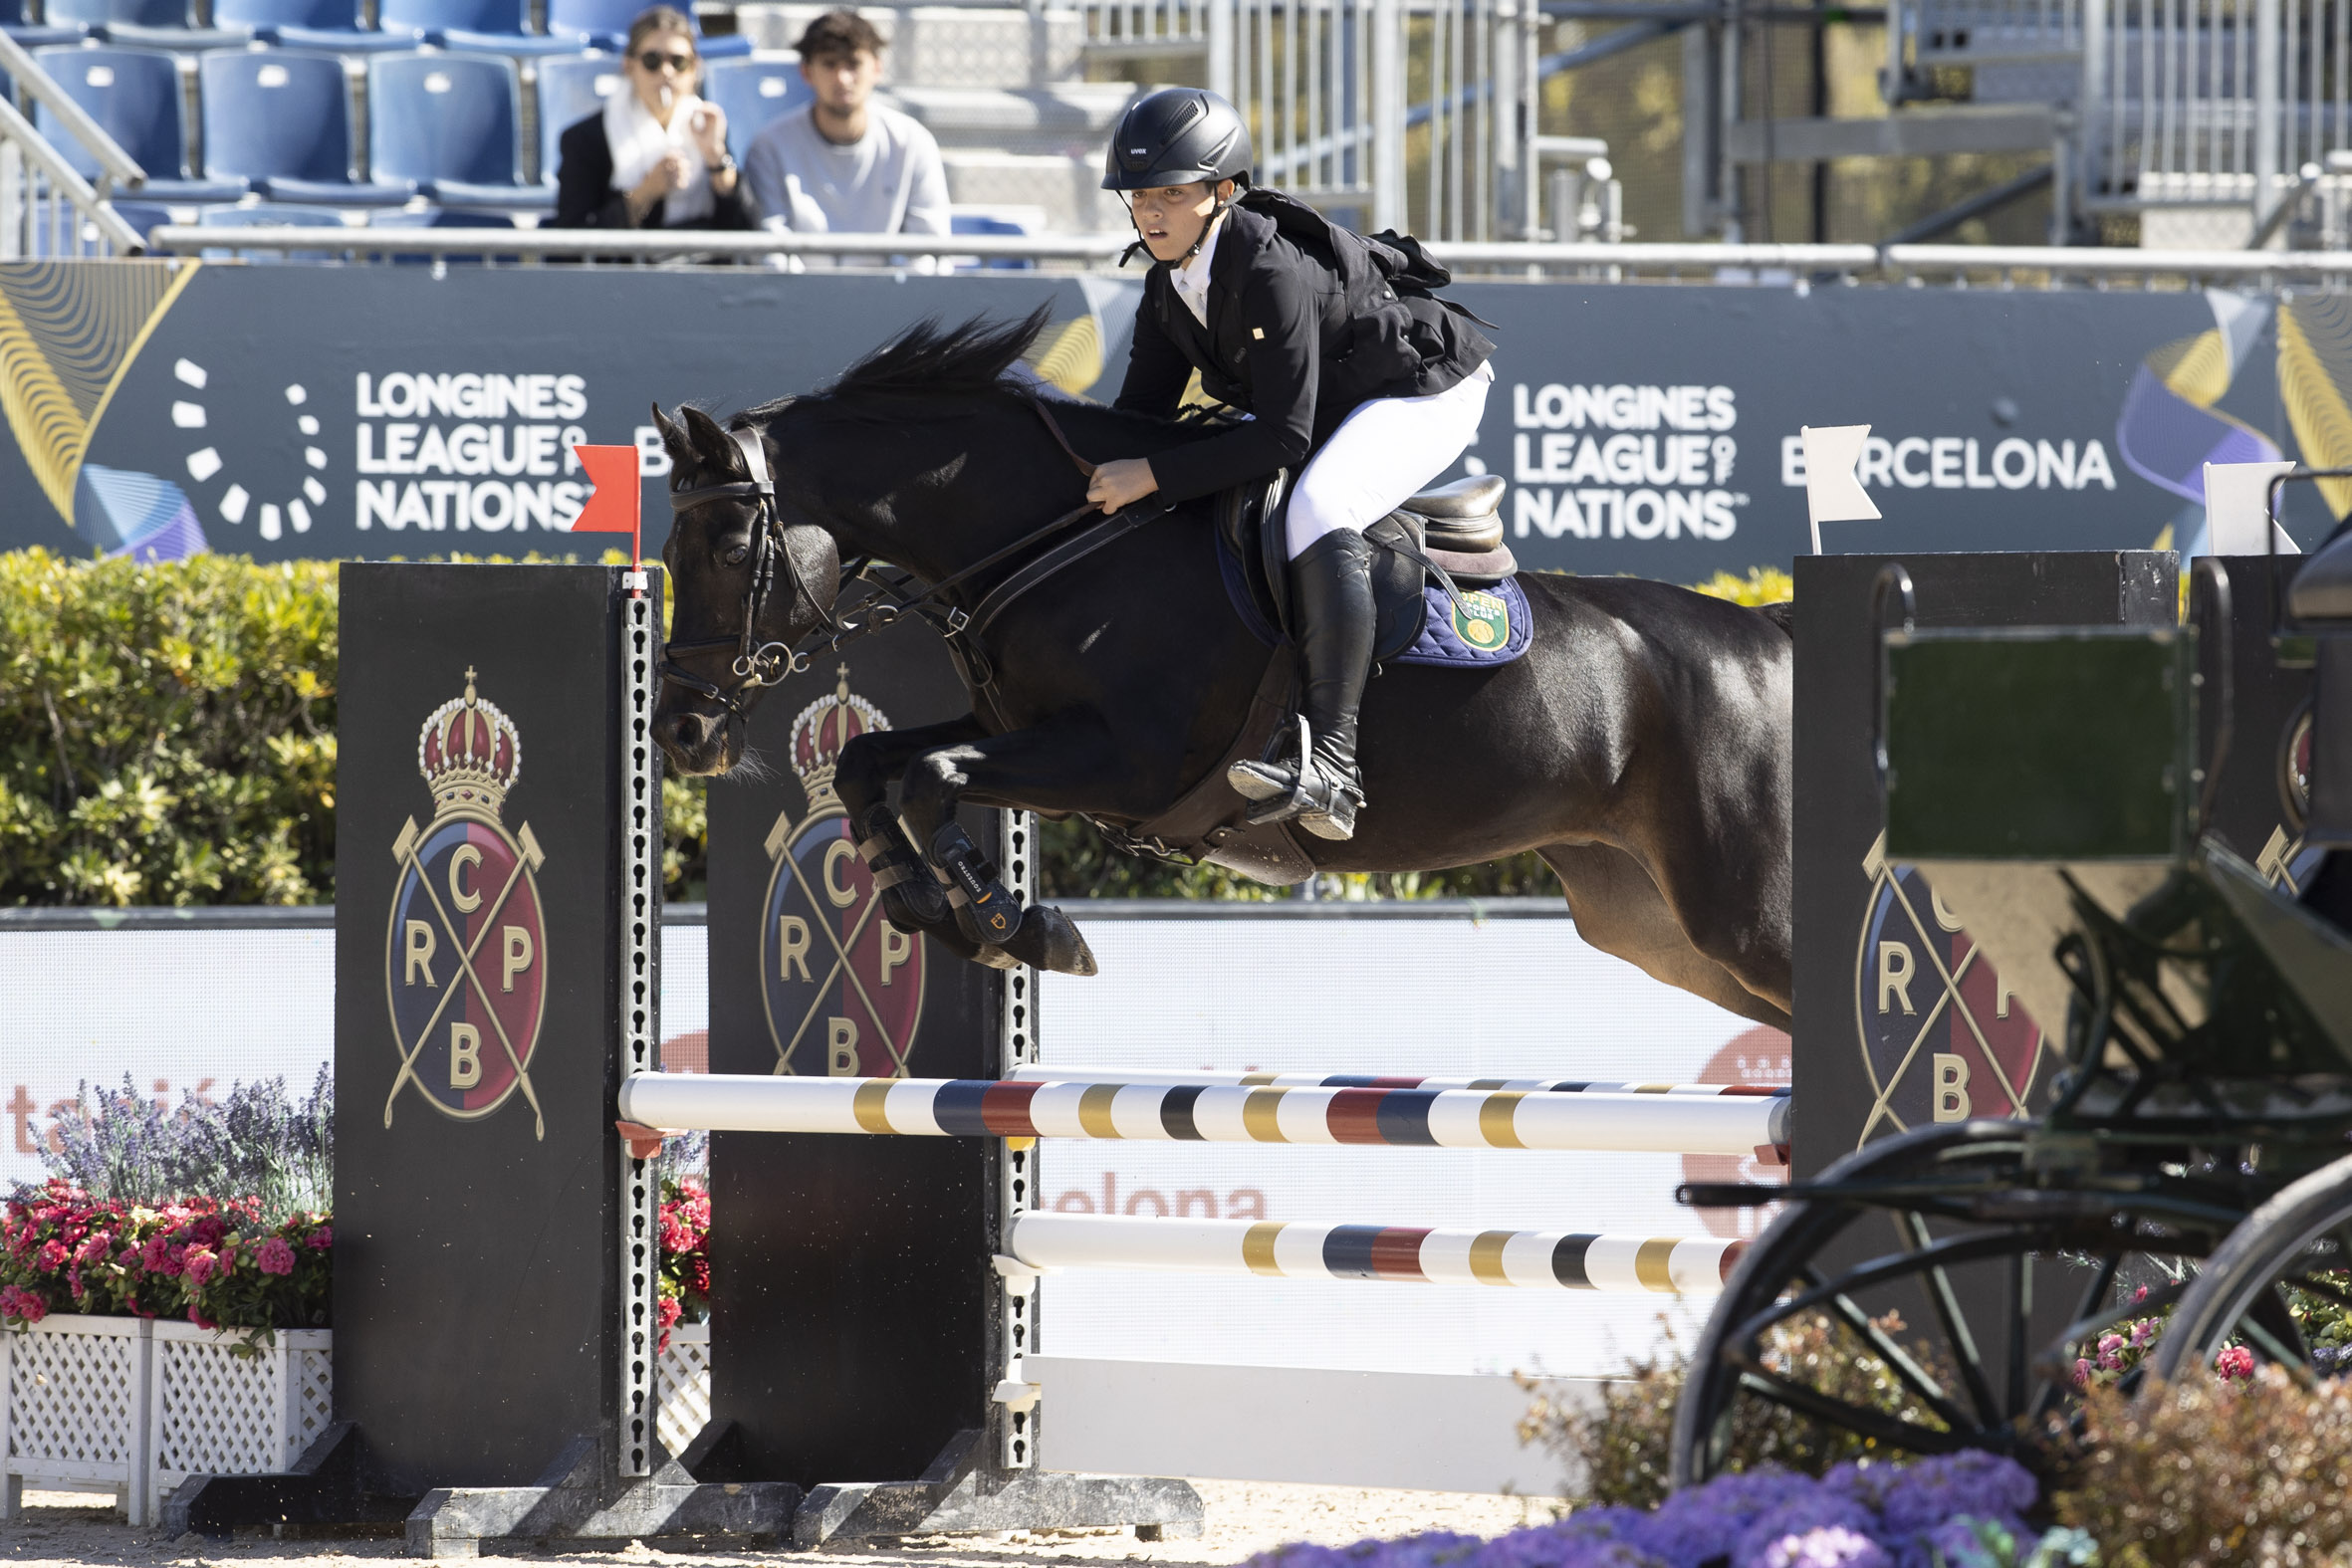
256;1238;296;1276
187;1306;216;1331
2216;1345;2257;1382
35;1239;67;1272
306;1226;333;1249
182;1246;218;1287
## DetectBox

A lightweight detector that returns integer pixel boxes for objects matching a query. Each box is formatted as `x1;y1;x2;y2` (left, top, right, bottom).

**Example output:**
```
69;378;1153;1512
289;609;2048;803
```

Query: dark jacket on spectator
552;112;759;230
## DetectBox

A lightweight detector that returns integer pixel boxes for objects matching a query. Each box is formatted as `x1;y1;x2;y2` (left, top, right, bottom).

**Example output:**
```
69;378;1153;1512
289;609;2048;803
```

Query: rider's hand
1086;457;1159;515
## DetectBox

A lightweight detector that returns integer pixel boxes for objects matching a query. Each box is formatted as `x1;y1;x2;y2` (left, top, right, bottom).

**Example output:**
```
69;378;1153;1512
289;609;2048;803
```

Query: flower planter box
0;1317;712;1526
656;1321;711;1458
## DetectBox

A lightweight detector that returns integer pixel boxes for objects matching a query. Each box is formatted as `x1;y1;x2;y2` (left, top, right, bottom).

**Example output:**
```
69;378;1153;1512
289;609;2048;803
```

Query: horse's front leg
834;717;991;946
898;716;1121;977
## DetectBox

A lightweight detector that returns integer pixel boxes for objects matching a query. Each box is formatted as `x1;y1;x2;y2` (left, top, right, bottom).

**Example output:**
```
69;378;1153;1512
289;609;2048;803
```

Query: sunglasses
637;49;696;71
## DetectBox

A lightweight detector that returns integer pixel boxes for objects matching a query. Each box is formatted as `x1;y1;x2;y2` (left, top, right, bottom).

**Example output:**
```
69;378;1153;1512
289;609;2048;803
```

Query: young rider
1087;89;1496;843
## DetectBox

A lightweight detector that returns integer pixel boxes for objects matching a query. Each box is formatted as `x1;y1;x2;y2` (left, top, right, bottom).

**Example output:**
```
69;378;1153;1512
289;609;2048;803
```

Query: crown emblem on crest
417;667;522;818
790;664;888;812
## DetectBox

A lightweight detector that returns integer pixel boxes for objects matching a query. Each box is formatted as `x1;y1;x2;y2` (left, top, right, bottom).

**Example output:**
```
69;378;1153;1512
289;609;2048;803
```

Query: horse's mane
738;307;1206;442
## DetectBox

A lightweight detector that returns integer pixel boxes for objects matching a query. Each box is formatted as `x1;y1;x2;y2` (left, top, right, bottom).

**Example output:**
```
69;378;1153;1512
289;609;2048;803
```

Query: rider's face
1128;180;1233;265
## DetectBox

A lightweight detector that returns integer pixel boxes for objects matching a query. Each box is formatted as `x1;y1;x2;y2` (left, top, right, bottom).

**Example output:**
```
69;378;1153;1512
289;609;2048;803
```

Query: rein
659;393;1171;719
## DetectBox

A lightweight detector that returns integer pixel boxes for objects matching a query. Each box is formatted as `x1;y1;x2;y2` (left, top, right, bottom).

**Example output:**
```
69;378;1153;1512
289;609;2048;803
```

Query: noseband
658;421;841;717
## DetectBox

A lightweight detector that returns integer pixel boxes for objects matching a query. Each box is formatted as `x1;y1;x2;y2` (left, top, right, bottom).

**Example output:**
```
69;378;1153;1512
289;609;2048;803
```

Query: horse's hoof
999;904;1098;977
881;878;952;934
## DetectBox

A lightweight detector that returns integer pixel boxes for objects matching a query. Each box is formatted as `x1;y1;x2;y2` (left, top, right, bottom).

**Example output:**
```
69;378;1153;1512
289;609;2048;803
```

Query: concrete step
889;83;1137;154
734;3;1083;87
941;148;1126;232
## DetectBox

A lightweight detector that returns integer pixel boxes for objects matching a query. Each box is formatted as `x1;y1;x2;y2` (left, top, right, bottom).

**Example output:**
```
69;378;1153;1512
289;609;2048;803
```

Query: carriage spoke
1897;1210;2003;1427
1817;1285;1975;1433
1730;1229;2042;1360
1728;1366;1977;1456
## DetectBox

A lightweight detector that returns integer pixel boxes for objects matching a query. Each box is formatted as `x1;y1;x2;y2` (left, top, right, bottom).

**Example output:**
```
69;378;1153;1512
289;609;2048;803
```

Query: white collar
1173;209;1224;295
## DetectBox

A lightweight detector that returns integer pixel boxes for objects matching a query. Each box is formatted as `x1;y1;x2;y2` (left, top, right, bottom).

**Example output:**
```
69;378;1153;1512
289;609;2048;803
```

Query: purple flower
1732;1496;1876;1568
1756;1528;1888;1568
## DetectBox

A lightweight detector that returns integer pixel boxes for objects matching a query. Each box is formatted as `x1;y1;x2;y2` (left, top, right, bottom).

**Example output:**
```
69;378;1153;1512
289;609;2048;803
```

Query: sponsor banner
4;263;2344;575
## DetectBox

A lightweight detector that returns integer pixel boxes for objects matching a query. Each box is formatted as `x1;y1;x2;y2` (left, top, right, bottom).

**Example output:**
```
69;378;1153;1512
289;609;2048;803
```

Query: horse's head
650;402;843;777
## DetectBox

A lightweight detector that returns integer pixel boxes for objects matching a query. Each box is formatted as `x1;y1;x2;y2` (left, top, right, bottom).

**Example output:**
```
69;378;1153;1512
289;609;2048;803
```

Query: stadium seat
212;0;410;51
533;51;617;184
700;55;808;161
544;0;746;56
198;49;415;204
950;209;1036;271
32;46;250;200
197;200;348;261
378;0;576;55
48;0;240;48
368;51;550;209
3;0;88;48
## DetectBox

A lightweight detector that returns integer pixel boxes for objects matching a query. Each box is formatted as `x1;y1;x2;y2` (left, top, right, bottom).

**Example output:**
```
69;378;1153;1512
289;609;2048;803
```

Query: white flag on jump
1799;424;1881;555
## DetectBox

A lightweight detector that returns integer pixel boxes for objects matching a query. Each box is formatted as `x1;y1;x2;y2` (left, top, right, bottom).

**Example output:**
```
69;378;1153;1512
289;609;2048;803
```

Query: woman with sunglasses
553;6;756;230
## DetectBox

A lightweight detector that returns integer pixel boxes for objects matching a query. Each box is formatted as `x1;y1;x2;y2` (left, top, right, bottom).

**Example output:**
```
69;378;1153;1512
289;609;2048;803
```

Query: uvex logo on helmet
384;668;550;1140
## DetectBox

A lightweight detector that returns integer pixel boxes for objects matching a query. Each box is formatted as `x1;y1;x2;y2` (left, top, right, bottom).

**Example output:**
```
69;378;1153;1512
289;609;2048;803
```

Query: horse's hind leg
1538;843;1792;1033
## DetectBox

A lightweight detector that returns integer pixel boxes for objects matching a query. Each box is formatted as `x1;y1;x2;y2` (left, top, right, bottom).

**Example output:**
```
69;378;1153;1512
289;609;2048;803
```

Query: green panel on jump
1883;627;2195;860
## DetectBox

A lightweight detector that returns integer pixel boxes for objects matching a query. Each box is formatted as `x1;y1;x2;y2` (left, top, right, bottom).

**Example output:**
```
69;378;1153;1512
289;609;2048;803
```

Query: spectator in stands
742;10;950;253
553;6;756;230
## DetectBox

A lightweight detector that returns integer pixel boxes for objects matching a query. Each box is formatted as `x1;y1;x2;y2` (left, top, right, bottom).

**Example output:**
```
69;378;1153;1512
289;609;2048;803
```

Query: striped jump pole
1001;1213;1747;1293
1006;1068;1786;1097
616;1072;1790;1159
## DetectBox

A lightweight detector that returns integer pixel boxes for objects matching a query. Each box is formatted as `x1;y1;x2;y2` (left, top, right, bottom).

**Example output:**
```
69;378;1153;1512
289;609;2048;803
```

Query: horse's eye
723;543;750;567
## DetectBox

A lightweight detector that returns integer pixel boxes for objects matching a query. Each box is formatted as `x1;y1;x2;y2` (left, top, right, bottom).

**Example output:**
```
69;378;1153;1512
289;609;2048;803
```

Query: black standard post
701;620;1201;1545
165;563;800;1554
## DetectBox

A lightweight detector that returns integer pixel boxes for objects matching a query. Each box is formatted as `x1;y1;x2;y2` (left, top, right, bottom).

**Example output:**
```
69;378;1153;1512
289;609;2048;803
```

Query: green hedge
1;551;1787;907
1;550;338;906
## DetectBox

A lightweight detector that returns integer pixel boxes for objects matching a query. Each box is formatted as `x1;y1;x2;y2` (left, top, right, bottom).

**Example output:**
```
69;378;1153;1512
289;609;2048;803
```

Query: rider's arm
1136;247;1318;504
1111;286;1193;419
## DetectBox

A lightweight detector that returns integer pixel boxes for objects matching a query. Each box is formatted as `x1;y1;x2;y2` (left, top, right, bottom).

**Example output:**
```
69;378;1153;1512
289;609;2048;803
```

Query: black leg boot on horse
1228;529;1376;841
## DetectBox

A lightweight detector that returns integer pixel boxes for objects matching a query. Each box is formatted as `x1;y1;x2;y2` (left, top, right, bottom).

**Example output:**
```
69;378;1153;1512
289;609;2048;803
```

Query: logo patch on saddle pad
1451;589;1510;649
1398;575;1532;668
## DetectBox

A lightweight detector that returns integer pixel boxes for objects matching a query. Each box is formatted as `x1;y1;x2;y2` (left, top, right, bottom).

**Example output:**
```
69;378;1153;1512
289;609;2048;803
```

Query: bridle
658;418;842;717
657;395;1173;723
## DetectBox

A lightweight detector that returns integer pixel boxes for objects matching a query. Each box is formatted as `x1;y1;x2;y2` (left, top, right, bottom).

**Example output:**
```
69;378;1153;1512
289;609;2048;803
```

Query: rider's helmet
1101;88;1253;191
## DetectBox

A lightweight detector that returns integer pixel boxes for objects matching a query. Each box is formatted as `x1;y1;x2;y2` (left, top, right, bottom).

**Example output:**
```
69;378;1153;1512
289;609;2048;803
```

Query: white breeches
1285;362;1494;560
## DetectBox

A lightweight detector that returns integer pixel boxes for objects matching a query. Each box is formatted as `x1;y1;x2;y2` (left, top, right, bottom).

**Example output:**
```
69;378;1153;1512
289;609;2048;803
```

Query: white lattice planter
0;1315;152;1522
149;1323;332;1510
0;1317;331;1527
656;1320;711;1458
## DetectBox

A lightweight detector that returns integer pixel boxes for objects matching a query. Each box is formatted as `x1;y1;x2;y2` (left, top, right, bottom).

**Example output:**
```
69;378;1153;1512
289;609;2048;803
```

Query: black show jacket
1112;190;1494;504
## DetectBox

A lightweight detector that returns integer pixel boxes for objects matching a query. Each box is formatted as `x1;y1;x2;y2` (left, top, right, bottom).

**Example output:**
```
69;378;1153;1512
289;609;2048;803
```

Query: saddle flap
1216;471;1291;638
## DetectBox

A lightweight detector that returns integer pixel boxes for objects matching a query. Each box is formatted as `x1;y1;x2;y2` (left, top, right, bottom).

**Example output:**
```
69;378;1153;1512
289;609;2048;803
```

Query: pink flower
34;1239;66;1272
657;1295;682;1330
2129;1318;2157;1348
306;1227;333;1250
2072;1357;2095;1389
187;1306;216;1331
256;1238;296;1276
0;1285;48;1325
2216;1345;2256;1382
181;1246;217;1287
2096;1333;2127;1372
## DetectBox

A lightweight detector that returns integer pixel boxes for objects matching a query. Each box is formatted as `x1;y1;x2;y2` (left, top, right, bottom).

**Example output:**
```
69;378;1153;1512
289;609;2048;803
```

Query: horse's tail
1754;599;1793;638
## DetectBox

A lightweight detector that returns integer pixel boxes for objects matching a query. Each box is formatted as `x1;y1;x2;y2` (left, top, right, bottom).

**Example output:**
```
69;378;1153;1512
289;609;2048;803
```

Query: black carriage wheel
1669;1121;2212;1488
2149;1151;2352;1385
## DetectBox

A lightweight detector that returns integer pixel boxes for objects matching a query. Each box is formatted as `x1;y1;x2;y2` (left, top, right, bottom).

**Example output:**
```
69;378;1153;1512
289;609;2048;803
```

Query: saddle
1087;473;1520;887
1217;473;1519;656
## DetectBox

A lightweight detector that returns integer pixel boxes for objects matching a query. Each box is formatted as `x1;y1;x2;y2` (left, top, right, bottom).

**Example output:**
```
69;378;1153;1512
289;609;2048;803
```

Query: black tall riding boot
1227;528;1375;841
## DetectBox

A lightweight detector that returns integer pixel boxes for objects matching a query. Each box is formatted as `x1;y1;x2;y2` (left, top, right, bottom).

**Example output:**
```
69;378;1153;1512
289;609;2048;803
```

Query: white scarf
602;82;715;226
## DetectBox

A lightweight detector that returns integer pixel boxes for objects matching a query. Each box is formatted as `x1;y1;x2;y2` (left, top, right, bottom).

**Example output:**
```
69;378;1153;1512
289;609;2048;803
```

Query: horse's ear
650;404;697;471
679;406;745;478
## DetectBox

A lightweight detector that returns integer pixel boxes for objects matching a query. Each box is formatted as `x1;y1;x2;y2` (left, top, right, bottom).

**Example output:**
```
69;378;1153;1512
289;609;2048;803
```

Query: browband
667;427;778;512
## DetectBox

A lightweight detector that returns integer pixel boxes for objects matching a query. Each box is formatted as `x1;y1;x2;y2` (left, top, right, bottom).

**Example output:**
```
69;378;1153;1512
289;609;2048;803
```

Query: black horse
652;311;1795;1030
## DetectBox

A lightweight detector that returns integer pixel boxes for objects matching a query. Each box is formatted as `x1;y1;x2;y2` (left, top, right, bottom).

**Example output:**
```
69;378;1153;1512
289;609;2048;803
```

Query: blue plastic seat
210;0;410;51
199;48;414;204
48;0;242;48
544;0;745;56
533;51;619;184
3;0;87;47
197;200;348;260
368;51;549;209
700;55;807;160
33;47;250;200
950;210;1036;271
377;0;577;54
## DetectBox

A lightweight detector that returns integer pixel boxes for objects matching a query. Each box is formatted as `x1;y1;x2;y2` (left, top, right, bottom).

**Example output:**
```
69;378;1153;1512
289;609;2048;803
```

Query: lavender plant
28;1066;333;1222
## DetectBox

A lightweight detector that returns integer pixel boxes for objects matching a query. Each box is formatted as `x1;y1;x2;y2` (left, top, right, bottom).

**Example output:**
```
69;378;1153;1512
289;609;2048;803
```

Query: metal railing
0;32;149;257
138;222;2352;282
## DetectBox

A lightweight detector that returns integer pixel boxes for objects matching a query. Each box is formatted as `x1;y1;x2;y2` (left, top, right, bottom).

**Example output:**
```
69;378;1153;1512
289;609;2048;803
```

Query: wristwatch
707;154;737;175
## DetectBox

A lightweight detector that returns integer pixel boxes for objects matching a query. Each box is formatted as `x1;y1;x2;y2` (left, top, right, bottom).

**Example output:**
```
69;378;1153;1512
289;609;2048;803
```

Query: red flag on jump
570;444;642;565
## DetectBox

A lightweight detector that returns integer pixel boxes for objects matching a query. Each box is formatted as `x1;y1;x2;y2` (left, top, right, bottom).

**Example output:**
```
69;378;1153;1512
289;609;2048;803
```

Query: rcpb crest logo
761;666;926;1077
1450;588;1511;650
1853;831;2050;1147
384;669;549;1139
